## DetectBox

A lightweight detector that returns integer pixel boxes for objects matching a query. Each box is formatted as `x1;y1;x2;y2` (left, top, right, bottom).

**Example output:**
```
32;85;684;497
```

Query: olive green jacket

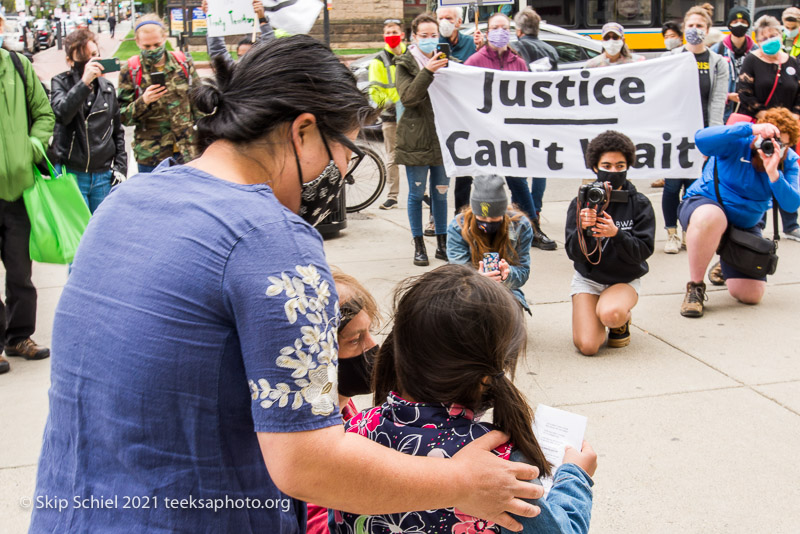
394;50;443;167
0;48;55;201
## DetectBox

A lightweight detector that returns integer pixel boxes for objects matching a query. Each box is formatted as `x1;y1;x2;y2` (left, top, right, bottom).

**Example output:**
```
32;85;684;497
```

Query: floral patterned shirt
332;393;511;534
31;161;342;533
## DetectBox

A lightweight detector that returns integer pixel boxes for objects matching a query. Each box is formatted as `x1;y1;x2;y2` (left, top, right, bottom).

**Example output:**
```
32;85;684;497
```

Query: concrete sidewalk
3;43;799;533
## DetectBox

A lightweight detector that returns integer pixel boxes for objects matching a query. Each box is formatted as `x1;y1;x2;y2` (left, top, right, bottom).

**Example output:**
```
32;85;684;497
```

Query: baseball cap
602;22;624;38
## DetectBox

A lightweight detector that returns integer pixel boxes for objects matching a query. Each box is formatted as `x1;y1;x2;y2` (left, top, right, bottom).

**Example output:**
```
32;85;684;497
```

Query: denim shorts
570;271;642;297
678;195;767;281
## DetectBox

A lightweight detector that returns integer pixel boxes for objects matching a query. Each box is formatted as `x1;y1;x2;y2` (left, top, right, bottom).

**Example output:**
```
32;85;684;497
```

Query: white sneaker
785;228;800;242
664;231;681;254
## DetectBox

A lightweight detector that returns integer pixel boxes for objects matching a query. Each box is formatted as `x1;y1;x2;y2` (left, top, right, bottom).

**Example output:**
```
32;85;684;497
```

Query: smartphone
482;252;500;273
436;42;451;60
94;58;120;73
150;71;166;87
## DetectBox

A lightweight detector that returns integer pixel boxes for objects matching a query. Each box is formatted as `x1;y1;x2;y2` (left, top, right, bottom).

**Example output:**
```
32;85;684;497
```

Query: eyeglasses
335;133;366;181
602;33;621;40
384;19;402;25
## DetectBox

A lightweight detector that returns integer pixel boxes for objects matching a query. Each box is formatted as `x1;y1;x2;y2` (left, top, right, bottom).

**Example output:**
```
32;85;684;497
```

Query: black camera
755;137;776;157
578;181;608;212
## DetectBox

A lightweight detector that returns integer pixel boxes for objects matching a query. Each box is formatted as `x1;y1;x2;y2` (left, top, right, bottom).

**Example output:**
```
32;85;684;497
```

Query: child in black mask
446;175;533;314
565;131;656;356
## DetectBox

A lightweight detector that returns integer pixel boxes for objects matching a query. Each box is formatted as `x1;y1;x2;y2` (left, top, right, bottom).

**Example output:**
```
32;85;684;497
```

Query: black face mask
477;220;502;236
293;134;344;227
728;24;749;38
73;61;87;76
596;169;627;189
338;345;378;397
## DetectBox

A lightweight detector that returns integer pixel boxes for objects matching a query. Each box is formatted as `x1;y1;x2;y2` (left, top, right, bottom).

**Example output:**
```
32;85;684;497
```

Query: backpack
127;51;191;99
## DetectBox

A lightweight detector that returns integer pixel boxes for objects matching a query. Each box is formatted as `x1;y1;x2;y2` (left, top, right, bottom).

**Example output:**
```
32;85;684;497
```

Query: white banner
262;0;322;35
206;0;257;37
428;54;705;179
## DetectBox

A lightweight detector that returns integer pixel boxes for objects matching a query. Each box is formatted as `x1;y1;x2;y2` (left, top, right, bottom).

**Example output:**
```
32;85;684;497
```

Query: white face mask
602;39;624;56
787;27;800;39
439;19;455;39
664;37;682;50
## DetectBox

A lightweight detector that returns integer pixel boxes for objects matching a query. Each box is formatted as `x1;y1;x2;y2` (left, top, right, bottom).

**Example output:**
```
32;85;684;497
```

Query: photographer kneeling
679;108;800;317
566;132;656;356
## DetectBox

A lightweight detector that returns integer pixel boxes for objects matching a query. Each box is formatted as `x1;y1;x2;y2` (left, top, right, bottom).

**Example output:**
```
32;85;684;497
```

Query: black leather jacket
49;69;127;176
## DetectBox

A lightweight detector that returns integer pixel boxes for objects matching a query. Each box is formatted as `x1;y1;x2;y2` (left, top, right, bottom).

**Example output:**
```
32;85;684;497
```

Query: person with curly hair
678;107;800;317
565;131;655;356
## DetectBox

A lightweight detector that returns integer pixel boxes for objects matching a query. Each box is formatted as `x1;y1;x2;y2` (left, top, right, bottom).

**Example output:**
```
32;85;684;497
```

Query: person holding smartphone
446;175;533;314
50;28;127;213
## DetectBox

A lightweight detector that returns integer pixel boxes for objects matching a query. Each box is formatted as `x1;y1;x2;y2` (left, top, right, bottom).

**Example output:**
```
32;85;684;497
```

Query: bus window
529;1;576;27
587;0;653;26
662;1;725;25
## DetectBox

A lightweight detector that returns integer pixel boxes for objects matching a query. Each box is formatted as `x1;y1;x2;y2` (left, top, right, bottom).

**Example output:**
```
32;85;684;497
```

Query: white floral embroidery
253;265;339;416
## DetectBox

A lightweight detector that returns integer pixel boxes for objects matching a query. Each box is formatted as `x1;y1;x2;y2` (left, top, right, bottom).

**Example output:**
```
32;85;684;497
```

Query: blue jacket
686;123;800;228
447;211;532;312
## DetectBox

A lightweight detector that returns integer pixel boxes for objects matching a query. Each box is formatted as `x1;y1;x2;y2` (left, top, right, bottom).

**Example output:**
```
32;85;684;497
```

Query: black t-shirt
694;49;712;127
738;53;800;117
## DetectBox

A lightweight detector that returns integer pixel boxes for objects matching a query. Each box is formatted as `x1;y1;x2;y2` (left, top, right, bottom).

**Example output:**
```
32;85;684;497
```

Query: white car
1;17;36;53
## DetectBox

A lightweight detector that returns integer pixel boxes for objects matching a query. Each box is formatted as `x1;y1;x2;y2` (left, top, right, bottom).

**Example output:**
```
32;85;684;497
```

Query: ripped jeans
406;165;450;237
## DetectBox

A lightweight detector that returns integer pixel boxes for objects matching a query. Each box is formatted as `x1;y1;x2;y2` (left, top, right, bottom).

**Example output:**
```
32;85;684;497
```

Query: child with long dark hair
331;264;596;534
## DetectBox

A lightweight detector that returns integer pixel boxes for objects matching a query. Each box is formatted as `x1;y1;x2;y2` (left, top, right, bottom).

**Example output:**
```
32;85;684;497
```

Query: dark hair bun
193;82;222;115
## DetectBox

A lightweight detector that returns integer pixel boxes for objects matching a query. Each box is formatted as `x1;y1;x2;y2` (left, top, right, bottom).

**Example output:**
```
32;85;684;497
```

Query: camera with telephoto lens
755;137;776;157
578;181;608;212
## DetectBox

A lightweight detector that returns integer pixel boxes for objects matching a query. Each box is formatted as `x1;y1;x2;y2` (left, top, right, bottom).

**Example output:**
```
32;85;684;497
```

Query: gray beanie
470;175;508;218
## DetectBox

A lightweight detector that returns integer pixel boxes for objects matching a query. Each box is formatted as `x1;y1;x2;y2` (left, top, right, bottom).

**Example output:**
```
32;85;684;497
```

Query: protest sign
262;0;322;35
206;0;256;37
428;54;705;179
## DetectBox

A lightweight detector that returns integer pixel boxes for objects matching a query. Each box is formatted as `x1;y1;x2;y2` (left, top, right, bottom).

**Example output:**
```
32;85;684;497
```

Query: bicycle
345;142;386;213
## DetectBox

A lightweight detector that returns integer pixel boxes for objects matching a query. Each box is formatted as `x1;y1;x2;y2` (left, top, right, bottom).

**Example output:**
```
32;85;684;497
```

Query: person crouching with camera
565;131;656;356
678;108;800;318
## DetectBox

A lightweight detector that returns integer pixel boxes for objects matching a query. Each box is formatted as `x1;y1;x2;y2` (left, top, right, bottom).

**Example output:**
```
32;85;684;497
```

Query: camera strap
713;159;779;242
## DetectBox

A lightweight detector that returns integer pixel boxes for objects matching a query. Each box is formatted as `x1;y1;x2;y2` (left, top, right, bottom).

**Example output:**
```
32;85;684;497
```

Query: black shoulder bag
713;160;779;278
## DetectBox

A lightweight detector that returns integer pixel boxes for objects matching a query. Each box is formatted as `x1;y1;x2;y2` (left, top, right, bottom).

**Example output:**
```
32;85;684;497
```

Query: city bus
528;1;799;52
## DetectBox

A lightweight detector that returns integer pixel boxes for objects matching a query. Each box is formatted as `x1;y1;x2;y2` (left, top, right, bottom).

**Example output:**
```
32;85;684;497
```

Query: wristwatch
259;16;268;24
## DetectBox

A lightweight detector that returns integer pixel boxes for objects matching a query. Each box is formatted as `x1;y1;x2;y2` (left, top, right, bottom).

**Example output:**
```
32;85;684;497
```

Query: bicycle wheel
345;144;386;213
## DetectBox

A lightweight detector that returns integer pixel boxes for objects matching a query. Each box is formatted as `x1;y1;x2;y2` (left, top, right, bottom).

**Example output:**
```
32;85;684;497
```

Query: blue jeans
137;163;157;173
406;165;449;237
506;177;536;221
760;206;800;233
56;165;112;214
663;178;696;228
530;177;546;217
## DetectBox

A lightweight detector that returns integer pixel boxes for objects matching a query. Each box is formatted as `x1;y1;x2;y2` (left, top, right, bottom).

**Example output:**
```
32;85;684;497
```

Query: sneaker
664;230;681;254
785;228;800;242
651;179;665;188
423;221;435;237
680;281;707;318
708;261;725;286
0;355;8;374
5;338;50;360
379;199;398;210
607;320;631;348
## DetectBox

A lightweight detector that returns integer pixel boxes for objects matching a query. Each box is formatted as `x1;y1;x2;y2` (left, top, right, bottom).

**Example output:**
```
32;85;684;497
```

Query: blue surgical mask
417;37;438;54
761;36;782;55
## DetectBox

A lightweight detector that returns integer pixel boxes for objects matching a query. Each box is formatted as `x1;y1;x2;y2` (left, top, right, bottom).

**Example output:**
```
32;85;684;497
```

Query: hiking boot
708;261;725;286
0;355;9;374
379;199;398;210
664;228;681;254
680;281;707;318
413;236;429;266
651;178;665;188
607;320;631;348
423;221;435;237
435;234;447;260
5;338;50;360
785;228;800;242
531;218;557;250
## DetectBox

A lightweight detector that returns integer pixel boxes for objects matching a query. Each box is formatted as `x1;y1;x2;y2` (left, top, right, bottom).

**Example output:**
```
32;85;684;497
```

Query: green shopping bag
22;138;92;264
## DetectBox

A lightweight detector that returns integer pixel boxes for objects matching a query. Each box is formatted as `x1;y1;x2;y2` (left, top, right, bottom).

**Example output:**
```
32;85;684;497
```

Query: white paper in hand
532;404;587;494
206;0;257;37
262;0;323;35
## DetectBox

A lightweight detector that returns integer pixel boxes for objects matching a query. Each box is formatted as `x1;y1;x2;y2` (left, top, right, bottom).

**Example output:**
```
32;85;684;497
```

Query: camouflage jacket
117;52;201;166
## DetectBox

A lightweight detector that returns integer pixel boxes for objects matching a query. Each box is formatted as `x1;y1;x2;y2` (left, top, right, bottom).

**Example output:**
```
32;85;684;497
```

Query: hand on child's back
563;441;597;477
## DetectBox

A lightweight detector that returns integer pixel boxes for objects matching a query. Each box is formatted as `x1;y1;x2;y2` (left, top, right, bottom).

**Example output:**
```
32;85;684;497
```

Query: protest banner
428;53;705;179
206;0;256;37
262;0;322;35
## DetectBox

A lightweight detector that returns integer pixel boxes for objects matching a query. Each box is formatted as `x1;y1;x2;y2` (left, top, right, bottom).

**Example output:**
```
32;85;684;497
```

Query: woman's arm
111;100;128;177
771;153;800;212
708;54;729;127
695;122;753;157
504;219;532;290
396;61;435;108
564;198;597;264
610;194;656;265
50;74;90;125
446;218;472;264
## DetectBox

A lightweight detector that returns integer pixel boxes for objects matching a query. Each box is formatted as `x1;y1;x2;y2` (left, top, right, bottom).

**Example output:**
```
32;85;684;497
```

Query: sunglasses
785;17;798;23
384;19;402;25
335;133;366;181
602;33;621;40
